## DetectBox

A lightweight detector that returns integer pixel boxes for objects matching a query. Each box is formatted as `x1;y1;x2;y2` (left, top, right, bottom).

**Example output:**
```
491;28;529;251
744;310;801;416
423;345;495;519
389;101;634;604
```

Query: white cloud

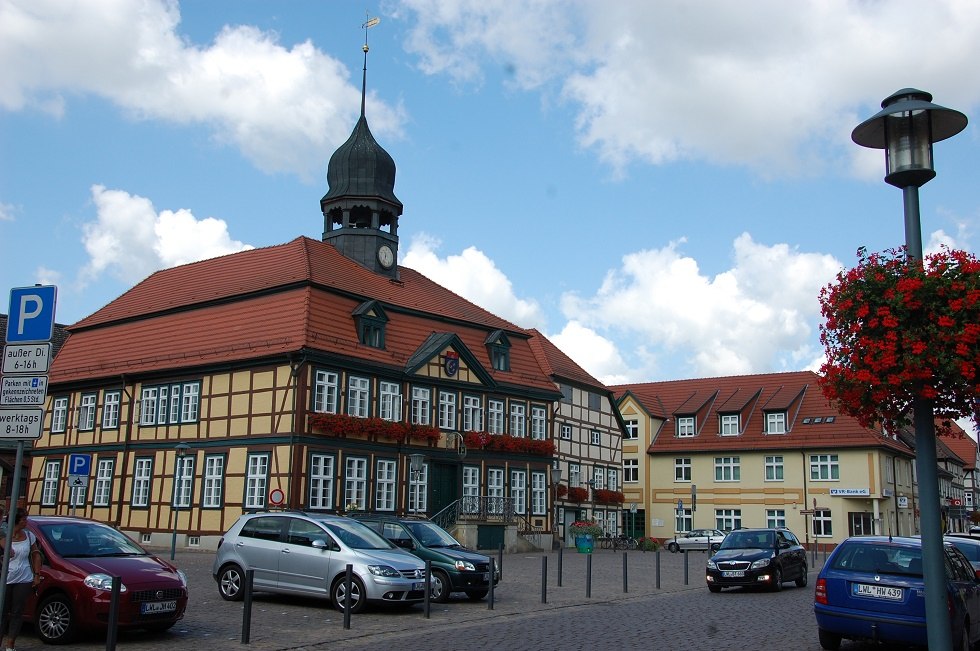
0;0;404;178
401;233;546;328
0;202;14;221
560;234;842;379
547;321;634;386
80;185;252;285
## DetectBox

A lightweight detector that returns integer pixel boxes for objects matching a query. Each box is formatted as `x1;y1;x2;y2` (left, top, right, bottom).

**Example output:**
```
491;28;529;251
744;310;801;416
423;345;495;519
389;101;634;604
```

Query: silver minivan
212;511;427;613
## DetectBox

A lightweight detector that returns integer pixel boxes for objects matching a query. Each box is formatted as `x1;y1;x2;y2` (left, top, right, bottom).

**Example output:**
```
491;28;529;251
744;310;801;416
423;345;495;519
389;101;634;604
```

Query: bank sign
830;488;870;496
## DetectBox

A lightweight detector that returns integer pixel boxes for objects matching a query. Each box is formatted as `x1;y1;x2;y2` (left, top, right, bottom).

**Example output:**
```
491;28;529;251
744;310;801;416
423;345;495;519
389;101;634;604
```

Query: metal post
655;548;661;589
423;559;431;619
498;543;504;581
622;551;628;593
541;556;547;603
241;569;254;643
105;576;121;651
586;553;592;598
343;564;353;629
683;549;689;585
557;545;563;587
169;503;179;562
487;554;495;610
0;440;25;620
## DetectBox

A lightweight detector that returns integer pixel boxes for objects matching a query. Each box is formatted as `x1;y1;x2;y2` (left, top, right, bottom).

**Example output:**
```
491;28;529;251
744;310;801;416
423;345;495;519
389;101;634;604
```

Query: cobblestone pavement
9;547;838;651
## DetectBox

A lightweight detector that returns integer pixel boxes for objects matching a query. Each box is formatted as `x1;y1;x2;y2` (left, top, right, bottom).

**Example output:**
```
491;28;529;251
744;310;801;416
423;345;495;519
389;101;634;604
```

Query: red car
20;515;188;644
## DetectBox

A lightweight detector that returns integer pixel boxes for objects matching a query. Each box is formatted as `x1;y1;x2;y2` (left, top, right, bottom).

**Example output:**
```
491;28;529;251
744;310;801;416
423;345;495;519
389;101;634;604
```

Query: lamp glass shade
409;453;425;472
552;468;563;484
884;109;934;186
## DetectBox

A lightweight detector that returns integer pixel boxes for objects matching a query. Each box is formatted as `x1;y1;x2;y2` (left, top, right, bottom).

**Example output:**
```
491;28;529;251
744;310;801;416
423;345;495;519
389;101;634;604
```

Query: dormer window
720;413;740;436
486;330;511;371
353;300;388;349
766;411;787;434
677;416;695;437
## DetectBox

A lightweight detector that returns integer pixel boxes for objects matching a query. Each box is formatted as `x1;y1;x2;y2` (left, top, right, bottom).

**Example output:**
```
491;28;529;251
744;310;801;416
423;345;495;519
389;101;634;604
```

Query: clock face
378;245;394;269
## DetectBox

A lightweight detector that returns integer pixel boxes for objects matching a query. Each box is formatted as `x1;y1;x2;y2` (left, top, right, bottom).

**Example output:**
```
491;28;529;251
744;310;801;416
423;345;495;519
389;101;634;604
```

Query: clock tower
321;37;402;279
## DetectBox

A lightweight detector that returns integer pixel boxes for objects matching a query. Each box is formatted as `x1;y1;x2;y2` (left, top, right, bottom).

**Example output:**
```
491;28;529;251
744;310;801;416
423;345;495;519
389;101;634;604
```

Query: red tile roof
942;421;977;471
612;371;913;455
526;328;606;390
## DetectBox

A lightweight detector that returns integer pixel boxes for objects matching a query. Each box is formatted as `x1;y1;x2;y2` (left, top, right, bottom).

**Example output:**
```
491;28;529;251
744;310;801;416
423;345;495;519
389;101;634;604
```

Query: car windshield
405;521;460;547
948;539;980;563
830;543;922;576
322;519;395;550
37;521;146;558
719;530;774;550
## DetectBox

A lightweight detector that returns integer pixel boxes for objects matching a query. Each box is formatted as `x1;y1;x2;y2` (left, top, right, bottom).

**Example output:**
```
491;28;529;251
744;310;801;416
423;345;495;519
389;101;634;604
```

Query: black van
352;514;499;602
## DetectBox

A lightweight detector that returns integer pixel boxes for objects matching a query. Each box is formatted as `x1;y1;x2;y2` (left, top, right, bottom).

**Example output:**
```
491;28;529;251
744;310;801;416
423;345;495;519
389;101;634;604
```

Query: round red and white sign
269;488;285;506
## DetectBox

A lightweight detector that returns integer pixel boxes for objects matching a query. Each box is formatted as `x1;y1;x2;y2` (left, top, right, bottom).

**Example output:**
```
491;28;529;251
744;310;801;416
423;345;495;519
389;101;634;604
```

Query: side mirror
391;538;414;550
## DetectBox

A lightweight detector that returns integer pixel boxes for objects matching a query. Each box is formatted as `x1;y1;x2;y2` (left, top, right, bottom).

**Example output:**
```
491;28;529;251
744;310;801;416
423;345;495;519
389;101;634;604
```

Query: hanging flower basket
567;487;588;503
461;431;556;456
308;413;442;444
593;489;625;505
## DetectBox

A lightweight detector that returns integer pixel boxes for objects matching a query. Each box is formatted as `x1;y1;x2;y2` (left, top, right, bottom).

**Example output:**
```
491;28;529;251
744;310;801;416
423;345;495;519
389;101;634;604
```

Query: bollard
656;549;661;590
541;556;547;603
557;545;563;587
242;569;254;644
683;549;689;585
487;554;495;610
498;543;504;581
423;559;431;619
343;564;353;630
623;551;628;593
586;553;592;598
106;576;121;651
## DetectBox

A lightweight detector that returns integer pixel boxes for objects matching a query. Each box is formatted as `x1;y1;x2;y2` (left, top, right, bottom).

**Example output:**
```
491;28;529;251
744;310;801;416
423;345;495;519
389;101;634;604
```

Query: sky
3;0;980;400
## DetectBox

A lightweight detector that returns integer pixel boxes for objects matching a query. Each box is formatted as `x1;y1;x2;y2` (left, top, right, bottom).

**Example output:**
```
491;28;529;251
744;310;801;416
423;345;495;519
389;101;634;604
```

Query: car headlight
84;573;128;592
367;565;400;577
176;569;188;587
454;560;476;571
750;553;775;570
706;560;717;570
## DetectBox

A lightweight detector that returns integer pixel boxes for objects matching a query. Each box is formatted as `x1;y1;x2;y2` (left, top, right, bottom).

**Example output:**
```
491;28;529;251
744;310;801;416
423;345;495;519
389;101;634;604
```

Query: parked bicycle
599;534;638;551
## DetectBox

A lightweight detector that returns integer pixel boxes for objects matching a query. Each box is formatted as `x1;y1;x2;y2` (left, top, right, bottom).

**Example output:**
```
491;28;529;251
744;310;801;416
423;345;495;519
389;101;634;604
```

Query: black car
352;514;499;602
705;527;808;592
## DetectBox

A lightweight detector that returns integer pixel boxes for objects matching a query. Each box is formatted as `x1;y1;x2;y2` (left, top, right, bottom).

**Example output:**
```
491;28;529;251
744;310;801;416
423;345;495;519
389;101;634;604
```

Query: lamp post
409;453;425;517
170;443;191;561
852;88;967;651
552;467;563;544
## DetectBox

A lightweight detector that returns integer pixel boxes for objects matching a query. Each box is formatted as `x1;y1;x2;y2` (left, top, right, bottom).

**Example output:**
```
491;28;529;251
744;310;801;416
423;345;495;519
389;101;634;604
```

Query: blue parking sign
6;286;57;343
68;453;91;477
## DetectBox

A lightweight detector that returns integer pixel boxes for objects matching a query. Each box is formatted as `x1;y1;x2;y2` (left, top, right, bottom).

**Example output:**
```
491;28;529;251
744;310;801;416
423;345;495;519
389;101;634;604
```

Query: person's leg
5;583;31;648
1;582;13;649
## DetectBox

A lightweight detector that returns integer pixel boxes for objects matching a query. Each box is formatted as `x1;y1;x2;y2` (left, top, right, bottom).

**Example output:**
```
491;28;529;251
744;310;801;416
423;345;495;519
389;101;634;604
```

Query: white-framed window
560;423;572;440
308;454;335;510
51;397;68;433
132;458;152;507
810;453;840;481
102;391;120;429
487;468;504;514
624;419;638;440
676;508;693;532
624;458;638;482
379;381;402;421
78;393;96;431
884;459;894;483
569;463;581;487
462;395;483;432
344;457;367;511
607;469;619;492
462;466;480;513
714;456;740;482
530;405;546;440
245;453;269;509
766;411;787;434
590;430;601;445
140;387;158;425
93;458;114;507
510;470;527;515
346;376;370;418
510;402;526;437
411;386;431;425
488;399;505;434
813;508;833;537
314;370;339;413
716;508;742;531
766;509;786;529
375;459;397;511
173;454;194;508
531;472;546;515
409;462;428;514
675;458;691;482
720;414;739;435
69;476;86;507
592;466;605;490
677;416;695;437
180;383;200;422
203;455;225;508
140;383;200;425
41;460;61;506
605;511;618;536
438;391;457;429
765;455;784;481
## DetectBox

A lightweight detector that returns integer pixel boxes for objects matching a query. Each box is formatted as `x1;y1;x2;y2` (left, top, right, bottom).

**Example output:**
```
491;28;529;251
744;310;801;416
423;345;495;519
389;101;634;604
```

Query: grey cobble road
5;547;899;651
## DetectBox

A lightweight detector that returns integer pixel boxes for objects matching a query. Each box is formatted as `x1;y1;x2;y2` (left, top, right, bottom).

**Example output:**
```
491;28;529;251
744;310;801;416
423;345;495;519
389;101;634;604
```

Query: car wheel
36;593;77;644
218;563;245;601
465;589;489;600
817;628;841;650
667;542;679;553
430;569;451;603
710;543;721;553
957;622;970;651
795;563;808;588
770;566;783;591
332;575;367;614
708;585;722;593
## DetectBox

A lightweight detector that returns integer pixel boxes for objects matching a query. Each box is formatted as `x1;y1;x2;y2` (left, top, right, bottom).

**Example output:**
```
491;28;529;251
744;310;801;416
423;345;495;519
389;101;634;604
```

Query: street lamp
408;453;425;517
552;467;563;543
170;443;190;561
852;88;967;651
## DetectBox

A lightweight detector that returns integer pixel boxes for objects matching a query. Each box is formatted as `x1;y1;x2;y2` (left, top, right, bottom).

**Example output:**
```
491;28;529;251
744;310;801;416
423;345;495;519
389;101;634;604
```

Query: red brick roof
942;421;977;471
612;371;913;455
525;328;606;390
50;237;558;394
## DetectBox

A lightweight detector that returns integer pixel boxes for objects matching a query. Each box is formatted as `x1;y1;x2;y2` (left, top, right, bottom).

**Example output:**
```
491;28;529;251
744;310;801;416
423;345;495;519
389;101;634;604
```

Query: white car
666;529;726;553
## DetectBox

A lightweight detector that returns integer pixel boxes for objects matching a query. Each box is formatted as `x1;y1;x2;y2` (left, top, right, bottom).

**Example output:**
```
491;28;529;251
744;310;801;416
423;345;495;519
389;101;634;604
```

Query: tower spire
361;13;380;118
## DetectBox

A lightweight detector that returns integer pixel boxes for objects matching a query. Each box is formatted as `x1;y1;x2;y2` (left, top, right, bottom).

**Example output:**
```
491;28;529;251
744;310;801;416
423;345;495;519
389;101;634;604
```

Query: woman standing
0;510;40;651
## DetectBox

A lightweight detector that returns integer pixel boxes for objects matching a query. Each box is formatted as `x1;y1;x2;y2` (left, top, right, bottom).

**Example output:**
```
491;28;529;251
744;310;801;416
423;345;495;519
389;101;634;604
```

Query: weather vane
360;11;380;117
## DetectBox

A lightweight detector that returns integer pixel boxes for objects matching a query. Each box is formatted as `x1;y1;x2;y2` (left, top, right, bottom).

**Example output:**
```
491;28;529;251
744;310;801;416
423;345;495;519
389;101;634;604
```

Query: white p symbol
16;294;43;335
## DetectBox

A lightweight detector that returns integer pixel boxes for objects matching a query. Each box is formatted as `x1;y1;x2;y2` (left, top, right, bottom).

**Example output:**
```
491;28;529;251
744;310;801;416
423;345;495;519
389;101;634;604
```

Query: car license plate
483;572;490;581
413;582;425;591
140;600;177;615
722;570;744;578
852;583;903;600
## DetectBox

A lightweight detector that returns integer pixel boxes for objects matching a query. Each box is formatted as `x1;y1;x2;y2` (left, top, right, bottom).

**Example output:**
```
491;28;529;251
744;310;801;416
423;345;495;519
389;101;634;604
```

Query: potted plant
637;537;659;552
568;520;602;553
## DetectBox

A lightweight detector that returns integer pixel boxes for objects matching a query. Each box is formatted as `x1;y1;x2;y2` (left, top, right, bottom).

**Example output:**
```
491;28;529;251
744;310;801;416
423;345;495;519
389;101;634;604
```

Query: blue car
814;535;980;650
